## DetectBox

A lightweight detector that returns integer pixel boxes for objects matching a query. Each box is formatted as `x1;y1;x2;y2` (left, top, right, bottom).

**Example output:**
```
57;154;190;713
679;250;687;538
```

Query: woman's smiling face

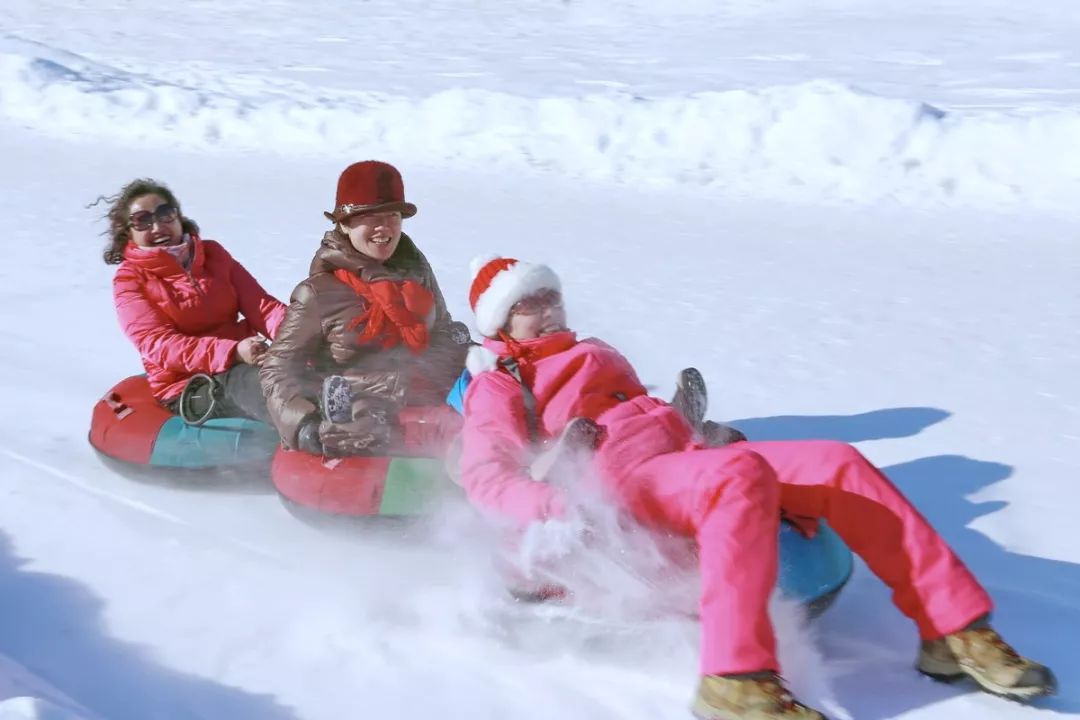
340;210;403;262
127;193;183;248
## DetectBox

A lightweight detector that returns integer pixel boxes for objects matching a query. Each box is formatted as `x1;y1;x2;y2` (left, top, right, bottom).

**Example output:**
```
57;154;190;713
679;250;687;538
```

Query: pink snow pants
609;440;993;676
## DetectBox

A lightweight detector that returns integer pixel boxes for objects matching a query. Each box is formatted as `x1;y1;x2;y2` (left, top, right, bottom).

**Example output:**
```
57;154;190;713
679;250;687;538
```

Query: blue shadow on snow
731;406;951;443
866;455;1080;716
0;530;300;720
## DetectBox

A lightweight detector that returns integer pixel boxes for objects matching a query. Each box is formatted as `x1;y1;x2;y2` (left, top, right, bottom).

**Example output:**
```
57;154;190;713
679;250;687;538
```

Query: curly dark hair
92;178;200;265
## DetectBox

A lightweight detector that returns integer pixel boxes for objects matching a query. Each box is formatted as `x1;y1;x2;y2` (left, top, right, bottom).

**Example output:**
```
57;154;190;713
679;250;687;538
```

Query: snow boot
917;623;1056;701
531;417;605;483
672;367;708;433
702;420;748;447
692;673;827;720
321;375;354;424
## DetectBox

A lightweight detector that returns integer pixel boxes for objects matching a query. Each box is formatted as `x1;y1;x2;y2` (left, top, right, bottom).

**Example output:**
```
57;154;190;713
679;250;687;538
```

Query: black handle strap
177;373;221;427
498;356;540;444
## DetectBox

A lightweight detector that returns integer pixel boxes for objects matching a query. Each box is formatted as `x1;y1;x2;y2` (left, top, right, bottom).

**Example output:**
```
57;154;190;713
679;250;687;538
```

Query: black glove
296;416;324;455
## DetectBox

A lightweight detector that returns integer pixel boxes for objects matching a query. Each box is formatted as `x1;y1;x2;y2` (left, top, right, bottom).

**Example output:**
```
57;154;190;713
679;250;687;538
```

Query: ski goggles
129;204;179;231
510;289;563;317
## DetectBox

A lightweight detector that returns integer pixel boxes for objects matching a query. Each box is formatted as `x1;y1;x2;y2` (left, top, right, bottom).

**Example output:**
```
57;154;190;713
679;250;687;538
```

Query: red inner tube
89;376;172;464
272;449;393;515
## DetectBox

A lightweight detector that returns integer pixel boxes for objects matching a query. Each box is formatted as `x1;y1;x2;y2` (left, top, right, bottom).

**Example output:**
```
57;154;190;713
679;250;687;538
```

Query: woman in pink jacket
458;256;1054;720
101;179;286;424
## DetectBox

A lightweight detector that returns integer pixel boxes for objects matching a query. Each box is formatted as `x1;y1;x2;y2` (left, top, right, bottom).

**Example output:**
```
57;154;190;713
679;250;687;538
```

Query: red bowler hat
324;160;417;223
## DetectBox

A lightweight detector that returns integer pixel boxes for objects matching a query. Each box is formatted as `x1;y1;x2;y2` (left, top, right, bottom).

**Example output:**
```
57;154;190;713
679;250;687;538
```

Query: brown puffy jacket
260;230;467;449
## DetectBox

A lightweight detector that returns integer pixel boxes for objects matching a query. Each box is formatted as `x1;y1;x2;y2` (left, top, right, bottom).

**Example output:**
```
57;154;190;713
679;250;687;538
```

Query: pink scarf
128;234;193;270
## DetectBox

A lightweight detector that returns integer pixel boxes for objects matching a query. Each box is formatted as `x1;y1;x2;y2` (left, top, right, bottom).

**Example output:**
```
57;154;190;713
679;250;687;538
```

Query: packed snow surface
1;1;1078;719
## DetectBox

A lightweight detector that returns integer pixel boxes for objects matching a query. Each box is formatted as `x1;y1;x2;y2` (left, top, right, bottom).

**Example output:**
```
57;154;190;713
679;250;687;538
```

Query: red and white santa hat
468;255;561;338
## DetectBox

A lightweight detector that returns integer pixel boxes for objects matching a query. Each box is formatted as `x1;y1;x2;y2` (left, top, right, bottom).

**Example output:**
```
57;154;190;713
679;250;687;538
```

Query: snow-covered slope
1;1;1078;718
5;60;1079;205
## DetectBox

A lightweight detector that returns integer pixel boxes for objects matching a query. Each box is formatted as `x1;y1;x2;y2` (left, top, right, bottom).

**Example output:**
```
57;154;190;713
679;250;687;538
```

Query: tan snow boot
918;624;1056;701
691;673;827;720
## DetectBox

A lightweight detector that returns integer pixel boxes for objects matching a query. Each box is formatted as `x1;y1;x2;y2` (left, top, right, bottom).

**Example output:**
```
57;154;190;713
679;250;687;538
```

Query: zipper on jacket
184;268;208;300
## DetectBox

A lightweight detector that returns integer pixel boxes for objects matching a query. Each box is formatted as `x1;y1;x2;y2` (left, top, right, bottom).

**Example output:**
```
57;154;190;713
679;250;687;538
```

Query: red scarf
333;269;434;353
496;330;577;362
495;330;578;384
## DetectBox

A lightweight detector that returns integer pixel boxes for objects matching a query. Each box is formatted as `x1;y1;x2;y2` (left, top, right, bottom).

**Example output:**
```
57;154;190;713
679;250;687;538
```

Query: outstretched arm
459;372;565;527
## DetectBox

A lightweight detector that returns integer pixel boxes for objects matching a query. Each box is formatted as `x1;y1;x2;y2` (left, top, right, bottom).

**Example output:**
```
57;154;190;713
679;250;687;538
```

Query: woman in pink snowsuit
458;256;1055;720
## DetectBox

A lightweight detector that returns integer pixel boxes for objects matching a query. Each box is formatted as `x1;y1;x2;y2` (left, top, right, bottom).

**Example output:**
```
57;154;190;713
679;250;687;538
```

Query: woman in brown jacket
260;161;469;456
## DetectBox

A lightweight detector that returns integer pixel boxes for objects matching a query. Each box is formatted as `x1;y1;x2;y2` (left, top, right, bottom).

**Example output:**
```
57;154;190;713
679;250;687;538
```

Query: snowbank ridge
2;48;1079;206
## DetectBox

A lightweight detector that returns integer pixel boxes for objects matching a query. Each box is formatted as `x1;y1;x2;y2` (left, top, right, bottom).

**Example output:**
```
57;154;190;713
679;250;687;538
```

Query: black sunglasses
129;204;179;231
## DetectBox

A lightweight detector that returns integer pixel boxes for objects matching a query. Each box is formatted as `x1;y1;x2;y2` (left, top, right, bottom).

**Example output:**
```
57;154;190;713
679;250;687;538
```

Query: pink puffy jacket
113;236;286;401
460;331;698;527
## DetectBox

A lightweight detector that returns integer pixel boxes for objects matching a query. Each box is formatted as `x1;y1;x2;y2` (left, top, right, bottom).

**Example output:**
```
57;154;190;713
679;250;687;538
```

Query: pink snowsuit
459;331;993;676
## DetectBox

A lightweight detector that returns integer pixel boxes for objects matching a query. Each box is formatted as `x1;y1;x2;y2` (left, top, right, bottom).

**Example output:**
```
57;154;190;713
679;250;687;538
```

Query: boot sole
919;666;1057;702
690;698;739;720
690;698;830;720
676;368;708;429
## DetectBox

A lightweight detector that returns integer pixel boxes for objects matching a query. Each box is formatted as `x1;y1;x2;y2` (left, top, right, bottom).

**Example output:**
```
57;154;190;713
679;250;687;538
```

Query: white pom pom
469;253;501;278
466;345;499;375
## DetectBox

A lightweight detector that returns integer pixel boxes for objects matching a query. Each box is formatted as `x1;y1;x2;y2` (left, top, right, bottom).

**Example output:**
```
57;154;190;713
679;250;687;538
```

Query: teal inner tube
148;416;280;468
778;520;853;614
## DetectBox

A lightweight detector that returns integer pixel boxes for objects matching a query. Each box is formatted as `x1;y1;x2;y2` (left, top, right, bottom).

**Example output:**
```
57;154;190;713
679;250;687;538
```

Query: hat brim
324;201;417;223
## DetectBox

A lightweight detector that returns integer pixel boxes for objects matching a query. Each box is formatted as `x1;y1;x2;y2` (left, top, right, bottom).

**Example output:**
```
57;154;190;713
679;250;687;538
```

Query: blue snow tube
446;369;470;414
777;520;853;614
